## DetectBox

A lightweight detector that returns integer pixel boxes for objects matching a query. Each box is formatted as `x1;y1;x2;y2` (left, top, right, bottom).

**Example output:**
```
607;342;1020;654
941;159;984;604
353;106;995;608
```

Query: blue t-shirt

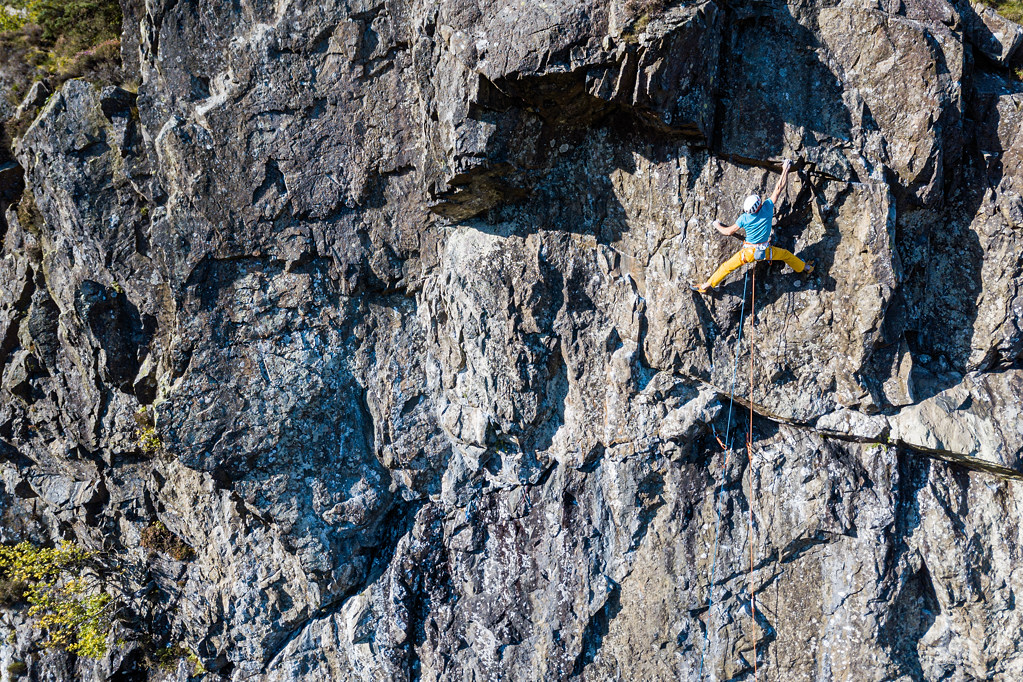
736;199;774;244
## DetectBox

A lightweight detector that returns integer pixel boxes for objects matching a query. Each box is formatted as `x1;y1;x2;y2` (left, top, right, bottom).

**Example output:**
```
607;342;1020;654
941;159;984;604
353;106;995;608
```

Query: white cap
743;194;762;214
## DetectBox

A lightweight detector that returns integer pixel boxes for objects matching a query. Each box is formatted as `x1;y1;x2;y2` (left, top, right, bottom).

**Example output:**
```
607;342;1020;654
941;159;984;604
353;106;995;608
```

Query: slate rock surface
0;0;1022;680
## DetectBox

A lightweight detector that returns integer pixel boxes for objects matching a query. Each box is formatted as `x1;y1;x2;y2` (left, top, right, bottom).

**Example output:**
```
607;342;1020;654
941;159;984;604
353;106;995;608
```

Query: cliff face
0;0;1022;679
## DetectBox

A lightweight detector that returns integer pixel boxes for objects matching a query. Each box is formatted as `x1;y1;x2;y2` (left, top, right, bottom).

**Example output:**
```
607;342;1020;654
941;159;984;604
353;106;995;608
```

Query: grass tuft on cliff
622;0;665;42
6;660;27;678
1;0;122;107
150;644;207;675
978;0;1023;23
140;522;196;562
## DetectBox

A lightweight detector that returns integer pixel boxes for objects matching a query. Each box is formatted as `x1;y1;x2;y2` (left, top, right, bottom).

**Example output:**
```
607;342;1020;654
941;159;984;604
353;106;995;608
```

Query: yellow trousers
708;246;806;288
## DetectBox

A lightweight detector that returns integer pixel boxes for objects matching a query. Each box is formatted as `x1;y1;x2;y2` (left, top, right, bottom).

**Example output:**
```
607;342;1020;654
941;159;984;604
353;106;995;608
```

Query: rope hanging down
697;268;750;680
697;264;762;681
748;268;758;682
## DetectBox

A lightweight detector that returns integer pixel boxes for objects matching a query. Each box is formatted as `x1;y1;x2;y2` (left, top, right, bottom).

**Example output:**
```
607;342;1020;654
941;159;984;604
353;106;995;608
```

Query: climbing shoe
691;282;710;294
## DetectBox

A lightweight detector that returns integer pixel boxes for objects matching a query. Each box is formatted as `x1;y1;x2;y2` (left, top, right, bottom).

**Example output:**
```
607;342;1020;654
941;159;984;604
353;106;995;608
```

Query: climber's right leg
707;247;753;288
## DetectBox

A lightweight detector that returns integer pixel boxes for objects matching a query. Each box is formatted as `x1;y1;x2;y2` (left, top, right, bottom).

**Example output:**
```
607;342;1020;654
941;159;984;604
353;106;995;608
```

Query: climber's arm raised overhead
769;159;793;206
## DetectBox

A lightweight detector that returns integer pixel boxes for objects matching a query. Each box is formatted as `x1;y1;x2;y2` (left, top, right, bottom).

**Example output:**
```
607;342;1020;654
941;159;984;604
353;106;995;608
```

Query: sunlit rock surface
1;0;1022;679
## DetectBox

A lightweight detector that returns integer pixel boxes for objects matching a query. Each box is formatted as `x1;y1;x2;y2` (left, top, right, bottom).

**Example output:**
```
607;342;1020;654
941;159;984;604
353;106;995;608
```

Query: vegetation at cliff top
0;0;122;108
0;541;114;659
978;0;1023;23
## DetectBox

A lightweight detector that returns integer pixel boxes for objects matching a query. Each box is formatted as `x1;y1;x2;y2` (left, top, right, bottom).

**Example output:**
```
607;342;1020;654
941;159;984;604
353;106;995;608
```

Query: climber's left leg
767;247;809;273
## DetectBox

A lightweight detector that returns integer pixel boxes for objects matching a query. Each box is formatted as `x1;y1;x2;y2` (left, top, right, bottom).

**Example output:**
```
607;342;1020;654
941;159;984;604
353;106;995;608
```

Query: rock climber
692;159;813;294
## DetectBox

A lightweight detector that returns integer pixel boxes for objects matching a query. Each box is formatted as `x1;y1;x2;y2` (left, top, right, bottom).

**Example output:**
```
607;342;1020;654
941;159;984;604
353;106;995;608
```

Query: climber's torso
737;199;774;245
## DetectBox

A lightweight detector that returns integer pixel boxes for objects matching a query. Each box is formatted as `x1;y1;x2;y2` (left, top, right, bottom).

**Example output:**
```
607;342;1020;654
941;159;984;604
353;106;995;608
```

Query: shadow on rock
713;3;853;169
900;71;1023;400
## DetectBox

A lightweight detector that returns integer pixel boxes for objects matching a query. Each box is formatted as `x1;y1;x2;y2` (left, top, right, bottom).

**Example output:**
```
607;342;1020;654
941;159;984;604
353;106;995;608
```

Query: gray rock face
963;1;1023;64
0;0;1022;679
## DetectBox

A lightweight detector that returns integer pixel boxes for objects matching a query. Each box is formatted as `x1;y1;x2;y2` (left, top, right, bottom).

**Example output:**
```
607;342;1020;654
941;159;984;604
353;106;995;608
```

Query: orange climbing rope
748;267;758;681
698;263;765;681
698;269;750;681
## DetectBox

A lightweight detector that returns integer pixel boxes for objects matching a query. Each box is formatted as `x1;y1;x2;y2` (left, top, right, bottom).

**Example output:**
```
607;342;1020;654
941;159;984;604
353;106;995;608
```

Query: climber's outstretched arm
711;220;742;237
770;159;793;206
